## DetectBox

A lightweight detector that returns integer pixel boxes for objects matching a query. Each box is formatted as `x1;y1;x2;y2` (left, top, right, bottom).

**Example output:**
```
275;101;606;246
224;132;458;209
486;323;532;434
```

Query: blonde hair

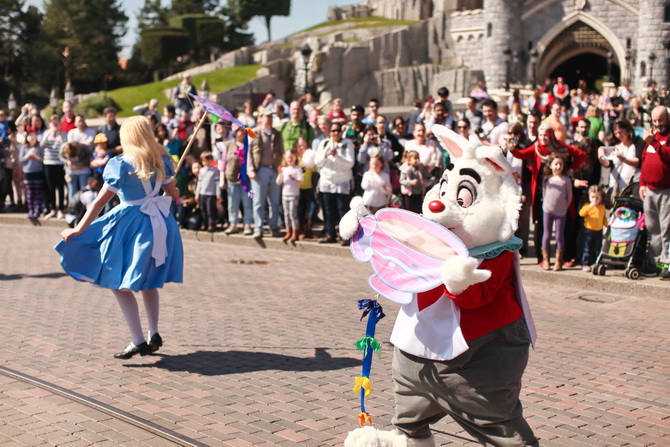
120;116;170;181
281;149;298;167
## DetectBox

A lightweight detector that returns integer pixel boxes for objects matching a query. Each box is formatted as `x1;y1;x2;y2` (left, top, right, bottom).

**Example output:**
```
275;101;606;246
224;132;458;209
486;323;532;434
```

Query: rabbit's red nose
428;200;445;213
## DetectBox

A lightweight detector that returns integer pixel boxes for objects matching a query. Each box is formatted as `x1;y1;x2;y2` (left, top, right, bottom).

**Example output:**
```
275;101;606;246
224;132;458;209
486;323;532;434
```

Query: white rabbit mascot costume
340;125;538;447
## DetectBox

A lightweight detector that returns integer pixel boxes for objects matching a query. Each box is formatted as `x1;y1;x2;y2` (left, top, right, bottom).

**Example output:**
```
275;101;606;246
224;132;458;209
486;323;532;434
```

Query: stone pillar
637;0;669;91
483;0;523;91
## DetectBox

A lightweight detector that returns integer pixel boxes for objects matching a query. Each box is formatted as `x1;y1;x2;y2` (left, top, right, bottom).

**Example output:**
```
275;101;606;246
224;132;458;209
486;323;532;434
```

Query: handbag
603;184;617;209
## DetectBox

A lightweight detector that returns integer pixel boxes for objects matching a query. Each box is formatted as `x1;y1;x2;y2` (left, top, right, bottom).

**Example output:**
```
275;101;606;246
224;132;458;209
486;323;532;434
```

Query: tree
234;0;290;42
0;1;44;103
138;26;190;81
137;0;168;32
169;0;219;17
40;0;128;93
217;2;254;52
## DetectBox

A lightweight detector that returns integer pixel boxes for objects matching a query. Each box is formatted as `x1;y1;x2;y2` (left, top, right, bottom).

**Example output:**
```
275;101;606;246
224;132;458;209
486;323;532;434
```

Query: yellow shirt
579;203;607;231
299;164;316;190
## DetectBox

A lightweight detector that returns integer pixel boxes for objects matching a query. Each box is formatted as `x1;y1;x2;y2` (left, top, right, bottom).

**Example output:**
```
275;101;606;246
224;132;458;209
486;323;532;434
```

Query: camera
475;128;485;138
508;137;519;146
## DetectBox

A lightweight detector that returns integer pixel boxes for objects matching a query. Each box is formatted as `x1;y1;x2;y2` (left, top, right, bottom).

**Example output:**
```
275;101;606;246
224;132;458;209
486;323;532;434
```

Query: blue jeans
581;228;603;267
228;183;253;225
298;188;319;223
251;166;281;232
68;173;90;203
321;192;350;237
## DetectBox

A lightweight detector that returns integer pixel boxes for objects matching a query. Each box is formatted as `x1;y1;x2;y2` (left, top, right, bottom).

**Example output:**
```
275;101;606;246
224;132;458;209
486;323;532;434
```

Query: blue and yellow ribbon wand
352;297;385;427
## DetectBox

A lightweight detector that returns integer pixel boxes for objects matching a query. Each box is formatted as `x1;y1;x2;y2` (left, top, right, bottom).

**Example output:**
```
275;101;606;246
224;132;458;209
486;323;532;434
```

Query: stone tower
636;0;669;91
482;0;523;90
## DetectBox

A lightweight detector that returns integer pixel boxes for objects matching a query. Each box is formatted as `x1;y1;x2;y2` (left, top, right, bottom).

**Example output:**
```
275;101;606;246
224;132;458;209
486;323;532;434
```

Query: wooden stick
174;112;208;173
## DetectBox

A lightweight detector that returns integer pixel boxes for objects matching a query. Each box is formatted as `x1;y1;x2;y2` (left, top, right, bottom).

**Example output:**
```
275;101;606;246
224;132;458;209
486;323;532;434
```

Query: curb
3;213;667;300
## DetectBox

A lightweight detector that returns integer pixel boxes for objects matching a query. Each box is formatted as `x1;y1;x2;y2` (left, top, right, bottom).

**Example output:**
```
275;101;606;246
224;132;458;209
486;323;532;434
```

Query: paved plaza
0;223;669;446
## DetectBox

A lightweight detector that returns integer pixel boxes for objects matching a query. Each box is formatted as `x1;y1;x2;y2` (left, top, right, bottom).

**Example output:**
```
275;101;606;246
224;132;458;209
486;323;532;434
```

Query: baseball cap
351;105;365;114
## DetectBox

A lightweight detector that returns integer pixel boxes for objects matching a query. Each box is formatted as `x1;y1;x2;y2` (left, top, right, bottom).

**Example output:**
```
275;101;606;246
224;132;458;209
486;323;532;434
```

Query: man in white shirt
67;115;97;151
479;99;509;147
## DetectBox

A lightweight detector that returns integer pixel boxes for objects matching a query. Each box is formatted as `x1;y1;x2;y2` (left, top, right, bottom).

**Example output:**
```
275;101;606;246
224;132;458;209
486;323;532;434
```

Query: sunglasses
331;129;342;133
369;105;378;108
457;125;469;129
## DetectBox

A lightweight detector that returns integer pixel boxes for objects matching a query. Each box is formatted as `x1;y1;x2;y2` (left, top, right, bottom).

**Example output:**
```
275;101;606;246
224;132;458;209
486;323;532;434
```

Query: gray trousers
392;318;538;447
282;195;299;230
644;187;670;265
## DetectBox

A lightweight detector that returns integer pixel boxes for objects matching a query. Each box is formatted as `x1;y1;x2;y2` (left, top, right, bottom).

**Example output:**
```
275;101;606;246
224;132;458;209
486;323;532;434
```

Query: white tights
112;289;160;346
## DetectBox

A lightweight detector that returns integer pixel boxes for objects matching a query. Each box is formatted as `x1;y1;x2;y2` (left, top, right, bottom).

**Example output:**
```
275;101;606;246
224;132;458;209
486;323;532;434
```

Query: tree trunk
264;15;272;42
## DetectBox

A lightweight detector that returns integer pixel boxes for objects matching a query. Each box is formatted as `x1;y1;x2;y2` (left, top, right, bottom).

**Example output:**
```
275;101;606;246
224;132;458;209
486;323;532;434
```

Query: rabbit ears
430;124;512;175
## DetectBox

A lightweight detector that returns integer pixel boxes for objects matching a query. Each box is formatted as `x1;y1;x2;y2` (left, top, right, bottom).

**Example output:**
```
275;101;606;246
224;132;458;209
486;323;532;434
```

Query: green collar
469;236;522;259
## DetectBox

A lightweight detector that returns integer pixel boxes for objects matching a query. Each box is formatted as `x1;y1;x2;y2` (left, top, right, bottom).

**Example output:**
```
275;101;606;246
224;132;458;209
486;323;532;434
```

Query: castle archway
549;53;620;92
535;13;627;91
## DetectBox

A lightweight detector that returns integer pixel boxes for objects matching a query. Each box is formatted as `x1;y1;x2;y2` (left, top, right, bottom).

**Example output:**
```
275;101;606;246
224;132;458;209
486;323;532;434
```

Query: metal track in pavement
0;366;208;447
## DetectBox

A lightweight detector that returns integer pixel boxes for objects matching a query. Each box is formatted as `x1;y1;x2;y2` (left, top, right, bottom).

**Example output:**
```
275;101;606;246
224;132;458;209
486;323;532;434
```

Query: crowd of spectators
2;75;670;279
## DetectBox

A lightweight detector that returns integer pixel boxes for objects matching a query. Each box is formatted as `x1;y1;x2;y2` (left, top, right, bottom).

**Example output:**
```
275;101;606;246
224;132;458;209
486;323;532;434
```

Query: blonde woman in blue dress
56;116;183;359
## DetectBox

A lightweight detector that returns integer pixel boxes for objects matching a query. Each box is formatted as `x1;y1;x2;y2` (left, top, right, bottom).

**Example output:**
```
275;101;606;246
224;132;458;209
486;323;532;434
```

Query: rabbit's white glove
339;196;369;240
440;256;491;296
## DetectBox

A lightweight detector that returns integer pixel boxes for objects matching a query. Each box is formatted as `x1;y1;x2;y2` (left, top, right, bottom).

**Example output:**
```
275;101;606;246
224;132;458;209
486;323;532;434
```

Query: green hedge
74;94;121;118
139;27;190;67
169;14;223;51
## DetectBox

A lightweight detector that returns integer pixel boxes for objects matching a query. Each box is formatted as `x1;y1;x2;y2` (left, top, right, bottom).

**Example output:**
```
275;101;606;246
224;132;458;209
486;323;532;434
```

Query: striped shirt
40;129;66;166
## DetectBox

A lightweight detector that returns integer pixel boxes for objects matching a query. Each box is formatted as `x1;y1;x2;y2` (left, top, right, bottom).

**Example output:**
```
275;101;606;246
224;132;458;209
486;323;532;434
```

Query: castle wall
637;0;670;91
364;0;434;21
521;0;639;59
174;0;670;108
483;0;523;89
447;9;485;71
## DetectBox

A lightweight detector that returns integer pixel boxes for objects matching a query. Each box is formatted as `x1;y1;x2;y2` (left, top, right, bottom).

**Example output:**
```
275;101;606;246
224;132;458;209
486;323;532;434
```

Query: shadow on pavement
0;272;67;281
129;347;359;375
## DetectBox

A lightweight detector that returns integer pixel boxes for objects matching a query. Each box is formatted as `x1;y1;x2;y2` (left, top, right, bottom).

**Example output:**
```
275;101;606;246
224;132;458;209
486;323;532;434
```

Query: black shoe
340;239;350;247
660;267;670;281
148;333;163;352
319;235;337;244
113;342;150;359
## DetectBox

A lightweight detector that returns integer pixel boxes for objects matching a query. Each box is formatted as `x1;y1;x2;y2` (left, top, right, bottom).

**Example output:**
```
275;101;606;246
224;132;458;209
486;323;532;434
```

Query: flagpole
174;112;208;173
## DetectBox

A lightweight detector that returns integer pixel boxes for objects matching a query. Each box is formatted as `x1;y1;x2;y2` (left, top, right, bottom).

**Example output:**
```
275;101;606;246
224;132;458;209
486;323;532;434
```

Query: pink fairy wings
350;208;469;304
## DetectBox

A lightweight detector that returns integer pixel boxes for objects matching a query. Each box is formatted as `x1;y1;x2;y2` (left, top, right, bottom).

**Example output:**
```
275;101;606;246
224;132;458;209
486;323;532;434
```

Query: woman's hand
574;179;589;188
60;228;81;241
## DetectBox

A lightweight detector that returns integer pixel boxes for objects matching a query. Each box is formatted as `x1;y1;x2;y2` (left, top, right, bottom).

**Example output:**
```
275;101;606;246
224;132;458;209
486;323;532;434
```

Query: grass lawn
302;16;419;33
106;65;262;117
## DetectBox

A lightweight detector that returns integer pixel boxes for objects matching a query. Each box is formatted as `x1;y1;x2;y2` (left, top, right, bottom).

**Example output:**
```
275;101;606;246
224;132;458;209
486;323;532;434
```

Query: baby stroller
592;182;647;279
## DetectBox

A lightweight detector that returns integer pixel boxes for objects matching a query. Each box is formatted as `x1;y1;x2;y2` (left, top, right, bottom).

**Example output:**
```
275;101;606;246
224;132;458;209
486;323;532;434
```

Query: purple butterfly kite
187;93;255;194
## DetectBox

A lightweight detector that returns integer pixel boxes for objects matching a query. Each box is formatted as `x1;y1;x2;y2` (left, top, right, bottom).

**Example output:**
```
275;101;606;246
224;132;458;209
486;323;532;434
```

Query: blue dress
55;155;183;291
